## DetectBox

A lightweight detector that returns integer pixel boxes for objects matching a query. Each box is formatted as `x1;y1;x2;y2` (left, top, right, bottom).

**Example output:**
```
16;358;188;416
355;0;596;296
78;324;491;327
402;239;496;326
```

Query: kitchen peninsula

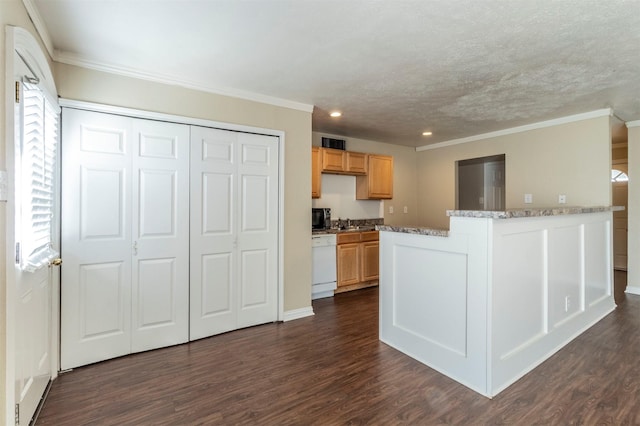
378;207;620;397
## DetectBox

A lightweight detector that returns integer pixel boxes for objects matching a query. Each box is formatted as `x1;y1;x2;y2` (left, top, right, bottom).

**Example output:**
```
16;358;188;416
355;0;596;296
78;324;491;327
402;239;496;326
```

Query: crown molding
21;0;55;58
416;108;613;152
20;0;313;113
54;50;314;113
59;98;286;139
626;120;640;128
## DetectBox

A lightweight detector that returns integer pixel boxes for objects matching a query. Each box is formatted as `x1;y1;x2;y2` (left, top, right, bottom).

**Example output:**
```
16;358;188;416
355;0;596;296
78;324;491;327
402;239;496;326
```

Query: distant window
611;169;628;182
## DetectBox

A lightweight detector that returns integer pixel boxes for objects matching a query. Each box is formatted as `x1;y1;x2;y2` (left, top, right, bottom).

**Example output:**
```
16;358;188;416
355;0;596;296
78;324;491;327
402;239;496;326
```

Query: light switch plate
0;170;8;201
559;194;567;204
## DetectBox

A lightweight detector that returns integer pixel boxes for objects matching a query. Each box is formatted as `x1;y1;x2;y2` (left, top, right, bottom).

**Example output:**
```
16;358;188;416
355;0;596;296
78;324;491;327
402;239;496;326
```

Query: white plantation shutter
20;83;59;271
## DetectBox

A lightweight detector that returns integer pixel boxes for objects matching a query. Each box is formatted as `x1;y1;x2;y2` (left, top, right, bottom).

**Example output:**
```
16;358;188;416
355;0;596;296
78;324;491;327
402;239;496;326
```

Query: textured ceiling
32;0;640;147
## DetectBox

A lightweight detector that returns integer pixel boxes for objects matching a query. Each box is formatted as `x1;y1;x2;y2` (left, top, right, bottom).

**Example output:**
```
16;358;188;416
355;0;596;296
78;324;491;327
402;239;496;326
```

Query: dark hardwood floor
37;288;640;425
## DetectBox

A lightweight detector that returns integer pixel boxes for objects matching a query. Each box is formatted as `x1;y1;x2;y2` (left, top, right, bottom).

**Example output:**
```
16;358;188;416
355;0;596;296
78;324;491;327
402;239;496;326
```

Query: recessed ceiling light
422;131;433;136
330;111;342;118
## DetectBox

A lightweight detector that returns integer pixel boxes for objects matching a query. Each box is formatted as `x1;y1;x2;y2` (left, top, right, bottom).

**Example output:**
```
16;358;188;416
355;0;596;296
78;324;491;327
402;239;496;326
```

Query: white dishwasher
311;234;337;300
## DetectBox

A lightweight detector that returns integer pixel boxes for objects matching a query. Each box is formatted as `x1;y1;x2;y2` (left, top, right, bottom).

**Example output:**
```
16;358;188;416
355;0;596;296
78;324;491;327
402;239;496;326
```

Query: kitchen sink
340;226;376;232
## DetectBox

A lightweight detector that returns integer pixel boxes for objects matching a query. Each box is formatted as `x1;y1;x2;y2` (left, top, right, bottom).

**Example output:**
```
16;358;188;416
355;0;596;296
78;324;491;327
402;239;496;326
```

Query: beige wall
2;7;312;417
628;125;640;289
312;132;418;226
612;145;628;162
1;1;53;421
54;63;313;313
416;116;612;229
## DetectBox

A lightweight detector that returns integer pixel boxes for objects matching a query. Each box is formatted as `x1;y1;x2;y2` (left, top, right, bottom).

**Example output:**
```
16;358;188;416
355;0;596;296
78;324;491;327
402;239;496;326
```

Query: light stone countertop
376;225;449;237
446;206;623;219
377;206;623;236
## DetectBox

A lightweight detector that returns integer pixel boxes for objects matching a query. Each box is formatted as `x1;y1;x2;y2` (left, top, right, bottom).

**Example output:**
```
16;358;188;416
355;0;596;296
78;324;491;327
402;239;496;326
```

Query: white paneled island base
378;207;618;398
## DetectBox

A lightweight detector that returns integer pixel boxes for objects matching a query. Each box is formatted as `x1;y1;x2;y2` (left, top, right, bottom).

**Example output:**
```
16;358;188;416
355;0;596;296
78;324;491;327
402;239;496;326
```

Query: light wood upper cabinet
345;151;367;175
312;146;321;198
356;154;393;199
320;148;367;175
321;148;346;172
312;147;392;198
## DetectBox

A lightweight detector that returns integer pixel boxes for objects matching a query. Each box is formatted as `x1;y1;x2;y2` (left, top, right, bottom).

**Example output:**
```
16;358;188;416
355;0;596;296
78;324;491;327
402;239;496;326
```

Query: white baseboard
283;306;314;322
625;286;640;296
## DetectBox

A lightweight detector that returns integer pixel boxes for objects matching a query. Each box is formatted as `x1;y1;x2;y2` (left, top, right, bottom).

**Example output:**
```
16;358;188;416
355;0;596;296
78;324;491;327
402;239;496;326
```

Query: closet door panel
131;119;189;352
136;258;177;326
190;127;238;340
138;169;177;237
190;127;279;338
202;172;233;234
240;249;268;307
61;109;133;370
236;133;279;328
200;252;234;317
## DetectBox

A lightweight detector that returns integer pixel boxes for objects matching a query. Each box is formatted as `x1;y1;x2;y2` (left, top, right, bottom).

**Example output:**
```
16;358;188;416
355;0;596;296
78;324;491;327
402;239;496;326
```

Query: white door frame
4;26;60;425
59;99;286;324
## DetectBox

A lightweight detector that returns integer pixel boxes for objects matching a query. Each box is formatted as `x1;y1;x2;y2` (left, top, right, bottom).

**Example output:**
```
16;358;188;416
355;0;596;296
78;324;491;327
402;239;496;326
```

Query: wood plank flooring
37;288;640;425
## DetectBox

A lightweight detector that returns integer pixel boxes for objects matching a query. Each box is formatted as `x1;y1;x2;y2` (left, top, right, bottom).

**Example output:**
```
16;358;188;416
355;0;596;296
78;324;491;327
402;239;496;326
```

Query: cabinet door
337;243;360;286
312;146;321;198
357;154;393;199
361;241;380;282
346;151;367;174
322;148;346;172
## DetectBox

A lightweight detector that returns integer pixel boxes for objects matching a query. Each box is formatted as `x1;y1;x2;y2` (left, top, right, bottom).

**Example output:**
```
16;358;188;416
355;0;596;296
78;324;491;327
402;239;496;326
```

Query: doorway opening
456;154;506;211
612;129;628;304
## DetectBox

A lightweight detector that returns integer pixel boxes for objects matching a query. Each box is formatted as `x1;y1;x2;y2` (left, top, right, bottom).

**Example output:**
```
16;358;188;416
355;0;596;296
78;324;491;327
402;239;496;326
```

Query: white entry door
190;126;279;340
13;56;60;425
61;109;189;369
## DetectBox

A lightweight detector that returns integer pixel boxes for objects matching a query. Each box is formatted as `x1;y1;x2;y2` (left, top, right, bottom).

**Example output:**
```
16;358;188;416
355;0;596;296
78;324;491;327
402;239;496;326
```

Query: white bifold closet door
61;109;189;370
189;126;279;340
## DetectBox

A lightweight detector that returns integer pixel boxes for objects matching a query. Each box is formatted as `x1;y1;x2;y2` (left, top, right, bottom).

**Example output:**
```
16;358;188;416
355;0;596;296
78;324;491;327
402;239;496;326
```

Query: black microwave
312;208;331;230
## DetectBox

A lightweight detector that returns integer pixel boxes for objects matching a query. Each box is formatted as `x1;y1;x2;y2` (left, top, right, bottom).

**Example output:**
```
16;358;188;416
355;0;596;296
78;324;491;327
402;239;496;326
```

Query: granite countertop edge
446;206;623;219
312;226;378;235
376;225;449;237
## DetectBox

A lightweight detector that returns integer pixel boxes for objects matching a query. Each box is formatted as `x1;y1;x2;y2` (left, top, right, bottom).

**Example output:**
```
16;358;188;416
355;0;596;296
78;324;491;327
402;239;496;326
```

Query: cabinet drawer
360;231;379;242
337;233;361;244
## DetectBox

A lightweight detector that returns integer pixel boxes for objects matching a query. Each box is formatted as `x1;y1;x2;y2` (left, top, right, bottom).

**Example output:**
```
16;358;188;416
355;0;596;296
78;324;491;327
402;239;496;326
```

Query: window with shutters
18;82;60;271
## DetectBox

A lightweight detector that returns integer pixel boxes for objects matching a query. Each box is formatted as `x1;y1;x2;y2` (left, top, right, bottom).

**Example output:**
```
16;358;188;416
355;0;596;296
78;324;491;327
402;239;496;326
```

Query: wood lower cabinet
337;242;361;287
312;146;321;198
336;230;379;292
360;240;379;282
